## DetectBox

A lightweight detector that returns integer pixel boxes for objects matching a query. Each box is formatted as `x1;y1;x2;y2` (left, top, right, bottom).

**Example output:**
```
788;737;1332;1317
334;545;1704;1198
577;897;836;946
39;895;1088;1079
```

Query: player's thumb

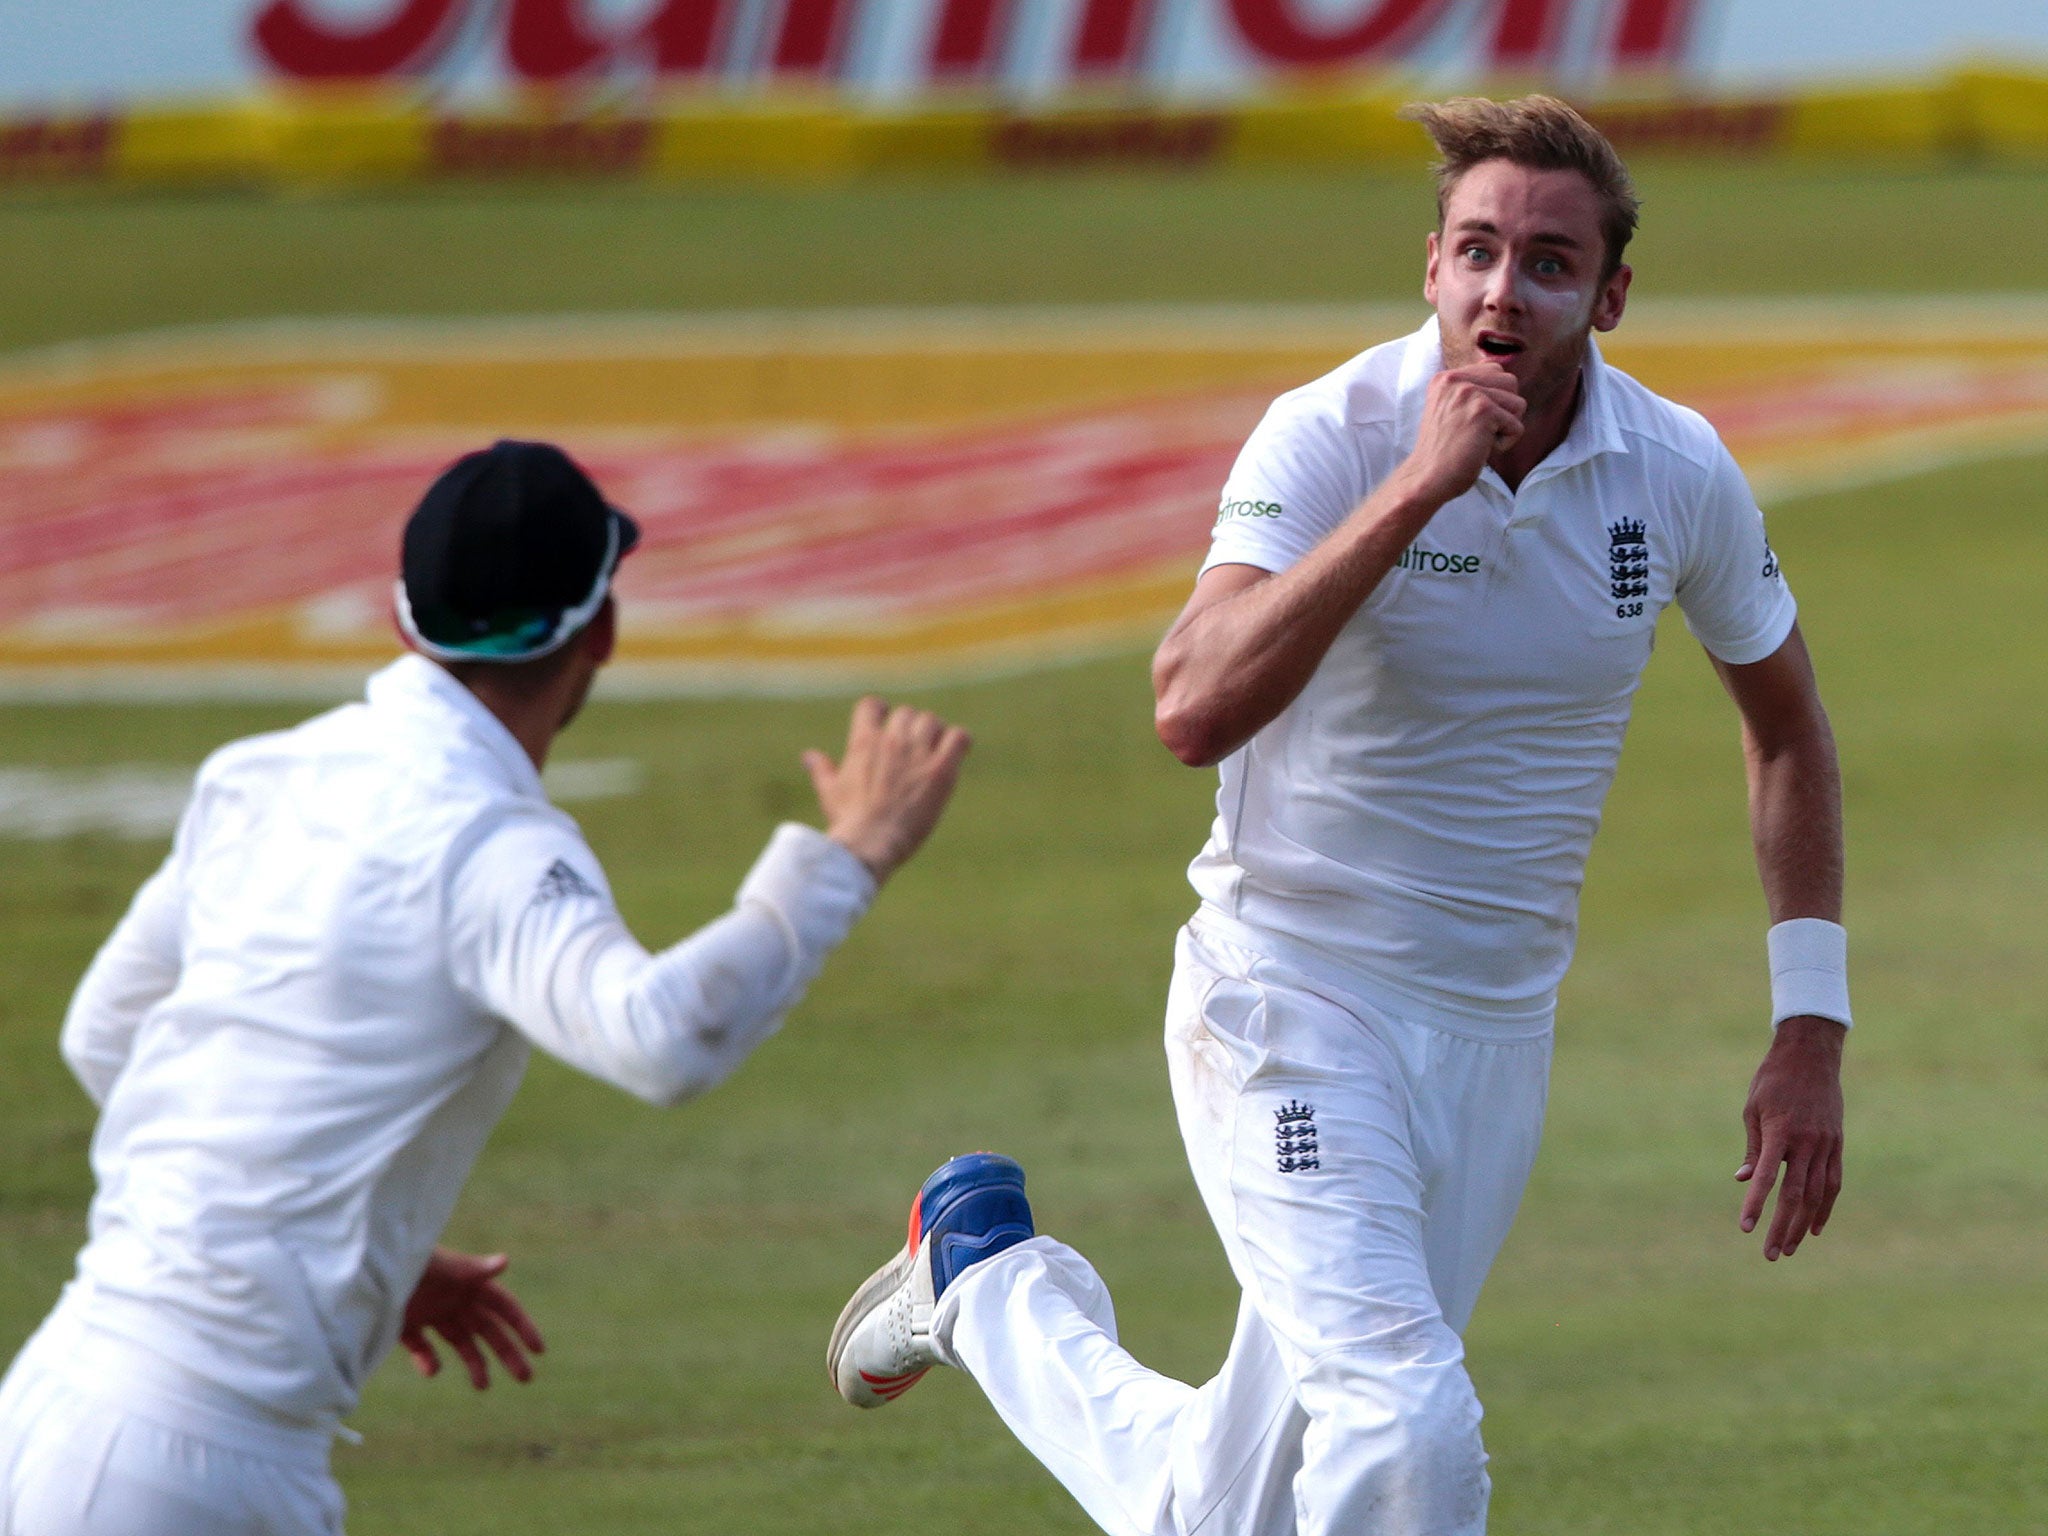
1736;1111;1761;1181
802;749;836;807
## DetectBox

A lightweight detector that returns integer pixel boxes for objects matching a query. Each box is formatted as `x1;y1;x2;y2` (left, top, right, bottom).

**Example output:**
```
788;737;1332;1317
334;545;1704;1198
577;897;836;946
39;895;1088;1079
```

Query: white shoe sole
827;1238;930;1408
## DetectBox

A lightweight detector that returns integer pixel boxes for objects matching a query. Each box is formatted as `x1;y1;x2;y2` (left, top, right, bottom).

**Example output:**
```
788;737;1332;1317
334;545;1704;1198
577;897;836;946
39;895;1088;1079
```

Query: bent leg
936;1239;1302;1536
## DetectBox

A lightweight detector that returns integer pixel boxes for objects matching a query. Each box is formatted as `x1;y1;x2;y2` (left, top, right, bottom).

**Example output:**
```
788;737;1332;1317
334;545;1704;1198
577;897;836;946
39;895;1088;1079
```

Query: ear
1591;263;1631;333
584;596;617;668
1423;230;1442;308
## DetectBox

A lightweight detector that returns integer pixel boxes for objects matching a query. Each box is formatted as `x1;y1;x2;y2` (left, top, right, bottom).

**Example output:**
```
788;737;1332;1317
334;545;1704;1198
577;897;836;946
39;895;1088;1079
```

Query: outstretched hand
804;696;971;885
1736;1016;1846;1261
401;1247;547;1390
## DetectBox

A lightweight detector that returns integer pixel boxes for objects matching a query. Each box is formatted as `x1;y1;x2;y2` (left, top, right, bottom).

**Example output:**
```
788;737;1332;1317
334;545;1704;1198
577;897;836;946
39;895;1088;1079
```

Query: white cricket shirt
1192;318;1795;1030
53;654;875;1429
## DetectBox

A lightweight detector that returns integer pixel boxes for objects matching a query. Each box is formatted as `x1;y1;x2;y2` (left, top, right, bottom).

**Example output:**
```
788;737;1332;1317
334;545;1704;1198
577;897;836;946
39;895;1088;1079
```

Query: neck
1489;353;1587;492
448;669;571;772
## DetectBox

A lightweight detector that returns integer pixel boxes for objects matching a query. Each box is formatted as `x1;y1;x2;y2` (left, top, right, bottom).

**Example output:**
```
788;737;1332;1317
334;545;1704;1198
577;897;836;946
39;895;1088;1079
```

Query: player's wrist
1366;469;1459;539
1767;918;1851;1030
825;823;896;885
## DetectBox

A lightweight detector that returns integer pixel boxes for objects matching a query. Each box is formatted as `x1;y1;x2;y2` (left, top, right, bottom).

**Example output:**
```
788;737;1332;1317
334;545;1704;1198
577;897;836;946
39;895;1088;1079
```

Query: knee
1301;1322;1483;1471
1291;1329;1488;1532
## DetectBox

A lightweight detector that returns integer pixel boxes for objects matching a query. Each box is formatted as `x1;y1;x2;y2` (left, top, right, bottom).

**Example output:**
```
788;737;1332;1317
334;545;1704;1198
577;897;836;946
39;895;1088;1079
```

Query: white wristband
1767;918;1852;1029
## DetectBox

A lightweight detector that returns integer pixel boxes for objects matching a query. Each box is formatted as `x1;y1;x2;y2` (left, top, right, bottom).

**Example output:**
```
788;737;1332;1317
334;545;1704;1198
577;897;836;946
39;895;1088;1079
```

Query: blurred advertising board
5;0;2048;110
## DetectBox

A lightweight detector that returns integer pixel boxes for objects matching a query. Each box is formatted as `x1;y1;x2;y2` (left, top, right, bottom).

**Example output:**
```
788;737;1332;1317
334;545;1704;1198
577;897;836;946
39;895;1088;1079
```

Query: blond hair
1402;95;1639;278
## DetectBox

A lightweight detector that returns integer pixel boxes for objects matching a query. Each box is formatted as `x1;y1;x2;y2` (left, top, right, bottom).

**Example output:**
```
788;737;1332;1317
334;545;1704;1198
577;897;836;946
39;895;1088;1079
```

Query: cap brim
611;506;641;559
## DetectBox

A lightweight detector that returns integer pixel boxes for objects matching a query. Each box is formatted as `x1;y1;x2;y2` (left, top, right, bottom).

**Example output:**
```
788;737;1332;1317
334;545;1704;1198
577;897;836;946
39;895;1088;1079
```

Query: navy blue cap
398;440;639;662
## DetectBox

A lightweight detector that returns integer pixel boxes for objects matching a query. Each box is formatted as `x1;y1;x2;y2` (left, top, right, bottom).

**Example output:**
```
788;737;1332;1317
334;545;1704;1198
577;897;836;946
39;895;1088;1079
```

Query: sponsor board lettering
430;116;655;175
0;116;116;180
991;114;1228;170
249;0;1690;88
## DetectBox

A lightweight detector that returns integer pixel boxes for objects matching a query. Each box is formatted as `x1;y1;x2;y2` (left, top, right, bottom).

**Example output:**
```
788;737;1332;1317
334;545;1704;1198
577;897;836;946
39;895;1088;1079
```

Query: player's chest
1348;470;1676;702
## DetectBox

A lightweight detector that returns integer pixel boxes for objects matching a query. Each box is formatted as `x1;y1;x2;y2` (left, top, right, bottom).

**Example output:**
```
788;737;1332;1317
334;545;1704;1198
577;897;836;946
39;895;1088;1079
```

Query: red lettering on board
1073;0;1154;72
430;116;655;173
990;113;1228;168
1487;0;1571;68
1226;0;1452;65
252;0;466;78
1584;99;1785;151
506;0;614;80
1611;0;1694;65
932;0;1012;77
644;0;731;72
0;117;116;180
248;0;1701;89
772;0;855;74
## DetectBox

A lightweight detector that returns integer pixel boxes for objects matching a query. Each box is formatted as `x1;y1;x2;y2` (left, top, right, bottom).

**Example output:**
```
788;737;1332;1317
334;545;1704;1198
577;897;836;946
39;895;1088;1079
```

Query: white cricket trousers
933;922;1551;1536
0;1305;344;1536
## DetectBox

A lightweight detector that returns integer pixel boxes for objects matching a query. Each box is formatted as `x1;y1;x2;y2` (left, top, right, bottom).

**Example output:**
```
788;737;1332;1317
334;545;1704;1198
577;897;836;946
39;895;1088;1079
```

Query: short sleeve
1203;391;1364;579
1676;440;1798;665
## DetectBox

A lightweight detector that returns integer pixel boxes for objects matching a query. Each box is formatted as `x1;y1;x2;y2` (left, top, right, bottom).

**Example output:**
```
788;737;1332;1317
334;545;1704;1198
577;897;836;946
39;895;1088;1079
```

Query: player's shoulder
1263;323;1420;437
1594;354;1726;474
191;700;365;789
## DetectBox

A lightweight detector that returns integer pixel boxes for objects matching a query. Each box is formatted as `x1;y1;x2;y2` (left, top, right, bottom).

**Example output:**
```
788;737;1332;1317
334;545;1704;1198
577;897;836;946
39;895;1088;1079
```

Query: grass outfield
3;167;2047;1532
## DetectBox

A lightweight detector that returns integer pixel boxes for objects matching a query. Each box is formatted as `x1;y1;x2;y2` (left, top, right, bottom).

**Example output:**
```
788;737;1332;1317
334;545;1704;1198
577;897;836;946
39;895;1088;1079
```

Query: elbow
1154;700;1230;769
626;1060;713;1109
620;1019;747;1108
1151;649;1231;768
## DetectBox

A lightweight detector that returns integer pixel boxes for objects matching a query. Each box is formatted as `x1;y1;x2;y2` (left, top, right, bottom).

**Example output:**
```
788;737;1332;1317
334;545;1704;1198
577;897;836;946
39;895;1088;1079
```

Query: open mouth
1477;334;1525;358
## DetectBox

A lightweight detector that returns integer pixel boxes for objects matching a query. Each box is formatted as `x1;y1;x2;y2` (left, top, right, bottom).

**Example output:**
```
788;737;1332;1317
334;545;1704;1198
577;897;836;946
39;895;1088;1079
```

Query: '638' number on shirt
1615;601;1644;619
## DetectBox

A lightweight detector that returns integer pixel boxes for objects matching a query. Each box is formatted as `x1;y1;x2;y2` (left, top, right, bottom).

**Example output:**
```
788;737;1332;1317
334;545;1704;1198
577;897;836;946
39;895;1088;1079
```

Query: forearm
1744;717;1842;924
1153;475;1445;766
491;825;875;1106
570;907;814;1106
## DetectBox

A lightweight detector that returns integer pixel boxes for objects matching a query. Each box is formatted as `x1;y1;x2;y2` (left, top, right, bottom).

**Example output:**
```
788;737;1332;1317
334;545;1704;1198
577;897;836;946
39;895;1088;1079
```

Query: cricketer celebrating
829;96;1850;1535
0;440;970;1535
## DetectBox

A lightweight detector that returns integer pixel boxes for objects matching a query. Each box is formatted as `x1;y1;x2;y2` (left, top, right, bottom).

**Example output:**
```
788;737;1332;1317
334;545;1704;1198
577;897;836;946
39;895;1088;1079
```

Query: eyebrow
1451;219;1586;250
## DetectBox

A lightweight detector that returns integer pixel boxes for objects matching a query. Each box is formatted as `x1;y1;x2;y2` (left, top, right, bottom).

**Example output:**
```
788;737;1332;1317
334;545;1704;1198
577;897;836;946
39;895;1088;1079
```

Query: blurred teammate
830;96;1850;1534
0;439;970;1536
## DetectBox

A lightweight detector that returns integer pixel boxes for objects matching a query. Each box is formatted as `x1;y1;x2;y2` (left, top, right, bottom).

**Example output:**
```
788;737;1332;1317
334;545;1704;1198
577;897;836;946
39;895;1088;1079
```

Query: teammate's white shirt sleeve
446;817;876;1107
1675;439;1798;665
1202;393;1365;578
60;855;185;1106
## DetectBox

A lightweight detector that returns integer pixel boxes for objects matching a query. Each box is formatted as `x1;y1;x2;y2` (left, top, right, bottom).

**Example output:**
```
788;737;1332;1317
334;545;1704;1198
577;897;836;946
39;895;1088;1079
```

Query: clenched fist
1393;361;1528;507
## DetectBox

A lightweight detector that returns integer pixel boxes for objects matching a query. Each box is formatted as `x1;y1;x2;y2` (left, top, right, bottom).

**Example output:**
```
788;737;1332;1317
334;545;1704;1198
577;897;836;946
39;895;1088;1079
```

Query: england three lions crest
1275;1100;1319;1174
1607;518;1649;619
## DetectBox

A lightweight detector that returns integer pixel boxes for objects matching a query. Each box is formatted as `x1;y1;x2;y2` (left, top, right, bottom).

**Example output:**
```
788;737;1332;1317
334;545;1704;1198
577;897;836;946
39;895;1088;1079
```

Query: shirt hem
35;1290;341;1464
1187;907;1557;1042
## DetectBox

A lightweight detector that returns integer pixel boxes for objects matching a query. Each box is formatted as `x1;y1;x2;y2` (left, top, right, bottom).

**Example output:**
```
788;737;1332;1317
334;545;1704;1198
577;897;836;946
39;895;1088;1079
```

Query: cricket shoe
828;1152;1033;1408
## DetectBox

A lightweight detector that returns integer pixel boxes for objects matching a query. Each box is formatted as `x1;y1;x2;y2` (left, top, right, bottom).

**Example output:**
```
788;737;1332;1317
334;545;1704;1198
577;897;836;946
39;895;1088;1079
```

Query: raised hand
804;697;972;885
400;1247;547;1390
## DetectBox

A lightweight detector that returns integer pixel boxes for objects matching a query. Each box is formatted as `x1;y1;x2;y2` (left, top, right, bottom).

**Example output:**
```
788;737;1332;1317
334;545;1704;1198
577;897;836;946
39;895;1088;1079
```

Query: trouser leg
0;1321;345;1536
1169;926;1550;1536
935;1240;1304;1536
935;925;1546;1536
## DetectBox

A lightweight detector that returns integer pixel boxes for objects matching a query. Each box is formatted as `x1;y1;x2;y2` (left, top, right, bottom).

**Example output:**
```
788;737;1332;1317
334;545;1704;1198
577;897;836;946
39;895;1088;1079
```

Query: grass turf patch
8;164;2048;351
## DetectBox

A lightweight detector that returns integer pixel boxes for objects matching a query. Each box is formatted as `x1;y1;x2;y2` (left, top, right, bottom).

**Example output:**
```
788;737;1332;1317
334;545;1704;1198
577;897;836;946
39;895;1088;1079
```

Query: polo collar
1392;317;1631;487
366;653;547;803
